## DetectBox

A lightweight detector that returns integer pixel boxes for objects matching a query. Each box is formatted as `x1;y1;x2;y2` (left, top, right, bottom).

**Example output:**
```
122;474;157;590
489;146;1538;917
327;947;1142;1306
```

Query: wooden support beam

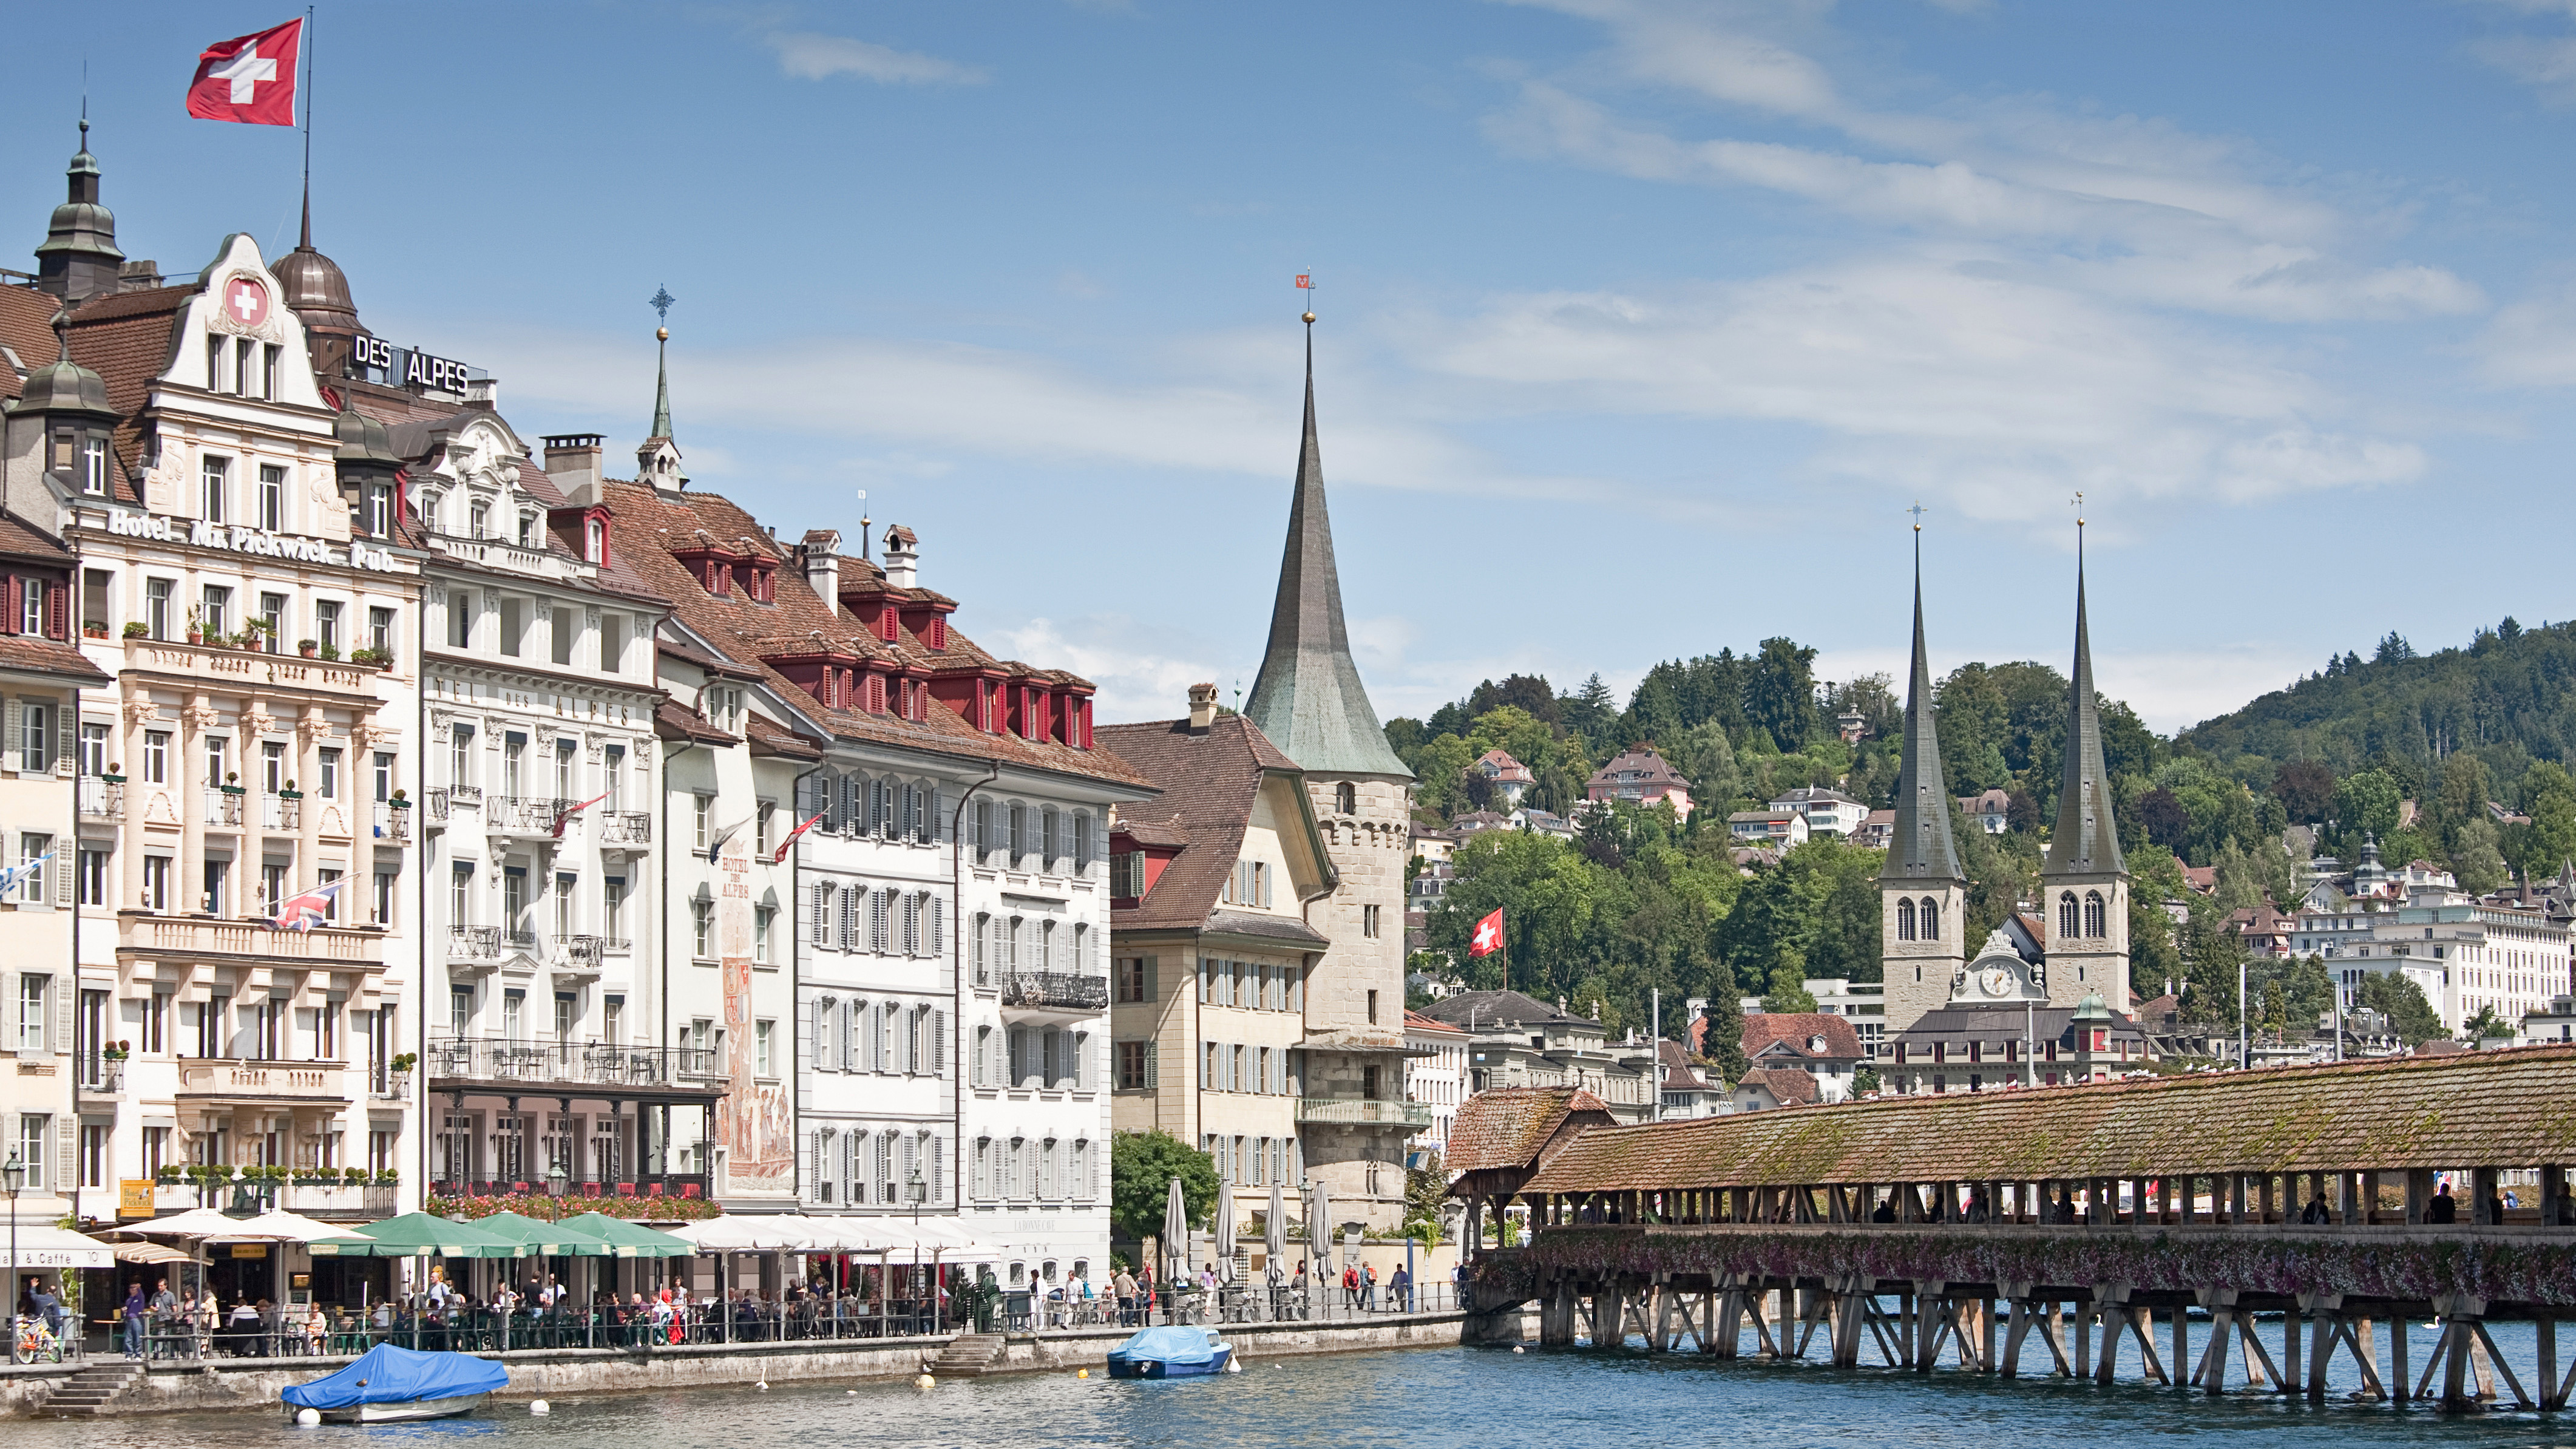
2540;1317;2561;1411
2469;1322;2532;1409
2282;1298;2302;1395
2391;1309;2410;1403
2172;1301;2189;1391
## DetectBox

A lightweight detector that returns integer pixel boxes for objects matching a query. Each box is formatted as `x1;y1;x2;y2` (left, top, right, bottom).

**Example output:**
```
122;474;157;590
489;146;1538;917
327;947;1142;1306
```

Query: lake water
15;1320;2574;1448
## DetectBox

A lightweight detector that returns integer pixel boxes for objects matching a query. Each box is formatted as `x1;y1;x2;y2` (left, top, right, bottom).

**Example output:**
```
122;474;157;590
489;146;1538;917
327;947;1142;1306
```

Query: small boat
1106;1325;1234;1380
283;1342;509;1424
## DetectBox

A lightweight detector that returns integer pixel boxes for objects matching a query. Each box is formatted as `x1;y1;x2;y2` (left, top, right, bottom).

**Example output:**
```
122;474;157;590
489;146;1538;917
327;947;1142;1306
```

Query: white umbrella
668;1216;805;1250
236;1209;373;1244
1266;1181;1284;1265
1215;1179;1236;1280
1164;1176;1189;1291
1309;1180;1332;1275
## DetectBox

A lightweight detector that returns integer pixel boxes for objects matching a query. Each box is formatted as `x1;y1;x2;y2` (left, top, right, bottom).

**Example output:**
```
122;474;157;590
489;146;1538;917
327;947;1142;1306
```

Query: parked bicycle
13;1313;65;1365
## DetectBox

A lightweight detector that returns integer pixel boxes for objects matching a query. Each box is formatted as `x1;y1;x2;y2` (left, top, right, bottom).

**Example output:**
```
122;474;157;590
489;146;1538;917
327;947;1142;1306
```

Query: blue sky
14;1;2576;735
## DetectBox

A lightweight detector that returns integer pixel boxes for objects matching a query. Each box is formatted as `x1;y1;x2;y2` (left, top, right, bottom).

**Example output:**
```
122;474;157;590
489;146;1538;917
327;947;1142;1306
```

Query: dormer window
925;617;946;650
878;606;900;643
585;518;605;564
517;514;537;548
361;483;393;538
469;500;489;540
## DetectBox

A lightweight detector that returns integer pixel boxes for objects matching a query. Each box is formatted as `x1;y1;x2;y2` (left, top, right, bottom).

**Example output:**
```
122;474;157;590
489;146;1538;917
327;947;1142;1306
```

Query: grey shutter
932;1010;947;1077
1143;1041;1158;1089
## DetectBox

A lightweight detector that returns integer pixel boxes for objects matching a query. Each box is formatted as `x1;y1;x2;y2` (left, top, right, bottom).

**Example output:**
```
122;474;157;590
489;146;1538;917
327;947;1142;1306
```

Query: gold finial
1907;500;1926;534
1302;311;1315;324
656;327;669;342
2072;489;2084;527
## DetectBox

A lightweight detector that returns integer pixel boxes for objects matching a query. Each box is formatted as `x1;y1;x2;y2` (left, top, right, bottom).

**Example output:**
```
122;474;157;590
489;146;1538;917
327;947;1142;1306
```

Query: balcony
597;812;652;846
449;924;502;960
425;1036;724;1092
373;801;412;843
176;1058;351;1104
78;776;124;821
562;934;608;970
205;787;245;827
428;1173;708;1203
124;640;384;696
490;796;568;837
79;1060;125;1098
999;972;1110;1017
128;915;384;965
262;793;302;830
424;788;452;829
503;926;541;954
1295;1096;1435;1128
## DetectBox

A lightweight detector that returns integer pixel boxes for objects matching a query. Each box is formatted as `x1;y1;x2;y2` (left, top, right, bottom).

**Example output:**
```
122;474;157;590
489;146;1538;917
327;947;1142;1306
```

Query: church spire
2046;509;2125;876
1242;313;1411;778
1883;513;1964;883
638;287;686;492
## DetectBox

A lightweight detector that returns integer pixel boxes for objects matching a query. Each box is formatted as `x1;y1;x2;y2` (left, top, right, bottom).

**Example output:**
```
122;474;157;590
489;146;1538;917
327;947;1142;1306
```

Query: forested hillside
1389;614;2576;1054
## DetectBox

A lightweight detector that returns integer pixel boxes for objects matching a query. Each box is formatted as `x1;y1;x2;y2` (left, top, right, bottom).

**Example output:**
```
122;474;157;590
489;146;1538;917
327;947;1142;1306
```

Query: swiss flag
1468;908;1505;958
188;19;302;127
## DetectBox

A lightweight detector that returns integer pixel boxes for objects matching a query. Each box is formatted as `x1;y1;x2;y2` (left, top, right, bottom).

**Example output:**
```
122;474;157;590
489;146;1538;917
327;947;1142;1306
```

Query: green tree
2460;1005;2513;1043
2126;844;2189;997
2516;762;2576;876
2449;816;2509;894
1698;973;1747;1084
2177;919;2243;1030
1110;1130;1219;1245
1763;957;1818;1014
2333;769;2403;846
2433;756;2492;853
2356;972;2445;1047
1402;1150;1449;1243
2246;954;2334;1038
1745;637;1820;750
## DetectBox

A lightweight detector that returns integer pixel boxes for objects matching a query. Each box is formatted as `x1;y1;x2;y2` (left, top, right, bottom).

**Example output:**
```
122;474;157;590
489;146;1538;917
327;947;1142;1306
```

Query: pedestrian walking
1362;1261;1378;1311
1112;1266;1137;1326
1341;1263;1360;1311
1388;1264;1411;1314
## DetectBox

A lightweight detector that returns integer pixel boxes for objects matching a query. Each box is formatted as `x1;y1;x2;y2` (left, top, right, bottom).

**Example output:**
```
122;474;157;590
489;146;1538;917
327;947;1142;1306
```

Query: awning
2;1224;117;1269
114;1241;195;1266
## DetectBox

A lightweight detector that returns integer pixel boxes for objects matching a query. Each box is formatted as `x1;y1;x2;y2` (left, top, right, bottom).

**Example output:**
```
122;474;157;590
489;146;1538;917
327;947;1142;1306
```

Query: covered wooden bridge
1454;1047;2576;1411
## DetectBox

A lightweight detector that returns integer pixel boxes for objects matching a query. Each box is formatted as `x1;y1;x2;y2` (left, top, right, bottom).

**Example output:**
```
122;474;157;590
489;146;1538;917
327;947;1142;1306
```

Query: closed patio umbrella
1266;1181;1284;1265
1215;1178;1236;1281
1163;1176;1188;1312
1309;1179;1332;1277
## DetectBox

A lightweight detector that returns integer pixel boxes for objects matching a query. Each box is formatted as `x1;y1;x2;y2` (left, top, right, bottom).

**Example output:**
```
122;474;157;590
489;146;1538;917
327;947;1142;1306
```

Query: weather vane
649;285;676;327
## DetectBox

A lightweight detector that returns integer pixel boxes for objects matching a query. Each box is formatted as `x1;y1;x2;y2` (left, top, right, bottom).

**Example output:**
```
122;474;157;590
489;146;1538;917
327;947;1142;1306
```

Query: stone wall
0;1311;1477;1417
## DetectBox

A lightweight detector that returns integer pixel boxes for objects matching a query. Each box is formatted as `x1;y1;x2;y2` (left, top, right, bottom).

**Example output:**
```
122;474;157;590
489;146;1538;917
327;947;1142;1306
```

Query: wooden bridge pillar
2423;1293;2529;1411
1998;1281;2072;1379
2296;1291;2388;1403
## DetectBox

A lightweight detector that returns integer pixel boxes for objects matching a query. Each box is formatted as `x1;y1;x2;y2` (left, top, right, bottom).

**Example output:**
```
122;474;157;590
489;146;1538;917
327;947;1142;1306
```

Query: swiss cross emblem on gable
208;273;279;340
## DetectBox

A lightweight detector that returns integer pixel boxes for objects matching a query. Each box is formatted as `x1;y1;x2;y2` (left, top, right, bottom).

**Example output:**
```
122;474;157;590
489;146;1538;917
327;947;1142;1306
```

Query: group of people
1097;1255;1428;1327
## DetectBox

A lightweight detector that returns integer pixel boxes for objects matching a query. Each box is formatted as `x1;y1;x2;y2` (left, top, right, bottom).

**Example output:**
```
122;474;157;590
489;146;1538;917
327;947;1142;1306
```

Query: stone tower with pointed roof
1879;534;1970;1035
2038;540;2130;1010
1244;319;1417;1229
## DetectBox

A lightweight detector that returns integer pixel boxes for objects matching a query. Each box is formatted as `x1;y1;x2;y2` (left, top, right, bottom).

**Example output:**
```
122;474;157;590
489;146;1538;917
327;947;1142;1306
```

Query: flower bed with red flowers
1474;1227;2576;1306
425;1191;724;1223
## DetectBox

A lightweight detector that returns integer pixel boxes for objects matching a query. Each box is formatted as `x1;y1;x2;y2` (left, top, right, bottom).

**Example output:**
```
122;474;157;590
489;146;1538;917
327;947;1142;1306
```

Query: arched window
2058;892;2079;941
1918;898;1939;941
1335;782;1355;815
1896;898;1916;942
2084;891;2106;938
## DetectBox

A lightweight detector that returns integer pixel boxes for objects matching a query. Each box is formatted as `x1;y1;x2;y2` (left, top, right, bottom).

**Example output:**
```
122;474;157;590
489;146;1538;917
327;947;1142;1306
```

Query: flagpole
299;6;314;233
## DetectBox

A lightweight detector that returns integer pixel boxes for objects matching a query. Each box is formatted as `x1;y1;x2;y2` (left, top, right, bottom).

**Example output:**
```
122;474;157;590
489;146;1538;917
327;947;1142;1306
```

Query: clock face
1978;965;2016;998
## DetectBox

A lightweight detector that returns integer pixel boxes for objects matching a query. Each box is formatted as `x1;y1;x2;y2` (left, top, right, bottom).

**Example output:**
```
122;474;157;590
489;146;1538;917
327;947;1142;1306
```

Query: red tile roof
1095;714;1309;934
1742;1013;1865;1062
1737;1067;1819;1105
1445;1087;1619;1176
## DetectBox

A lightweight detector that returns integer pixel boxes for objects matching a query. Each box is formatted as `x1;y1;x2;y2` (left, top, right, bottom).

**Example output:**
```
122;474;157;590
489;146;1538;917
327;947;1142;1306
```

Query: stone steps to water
930;1333;1008;1377
44;1362;145;1416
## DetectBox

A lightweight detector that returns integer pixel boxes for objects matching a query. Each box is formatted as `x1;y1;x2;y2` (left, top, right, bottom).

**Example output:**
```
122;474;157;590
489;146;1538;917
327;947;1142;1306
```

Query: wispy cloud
767;30;988;85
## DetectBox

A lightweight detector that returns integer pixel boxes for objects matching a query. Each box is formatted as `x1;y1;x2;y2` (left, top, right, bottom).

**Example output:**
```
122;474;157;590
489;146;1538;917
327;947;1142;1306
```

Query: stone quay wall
0;1310;1476;1417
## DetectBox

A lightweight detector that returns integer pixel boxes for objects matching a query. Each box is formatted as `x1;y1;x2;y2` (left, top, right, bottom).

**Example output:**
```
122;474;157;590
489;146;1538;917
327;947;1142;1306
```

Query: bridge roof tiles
1518;1045;2576;1193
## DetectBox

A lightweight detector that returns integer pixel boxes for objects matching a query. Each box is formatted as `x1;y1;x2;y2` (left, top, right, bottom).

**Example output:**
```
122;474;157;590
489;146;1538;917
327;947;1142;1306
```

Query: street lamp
906;1169;924;1226
4;1150;24;1320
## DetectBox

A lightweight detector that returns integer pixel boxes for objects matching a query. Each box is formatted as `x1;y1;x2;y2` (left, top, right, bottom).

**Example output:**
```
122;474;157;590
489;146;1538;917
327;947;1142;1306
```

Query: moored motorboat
1106;1325;1234;1379
283;1342;509;1423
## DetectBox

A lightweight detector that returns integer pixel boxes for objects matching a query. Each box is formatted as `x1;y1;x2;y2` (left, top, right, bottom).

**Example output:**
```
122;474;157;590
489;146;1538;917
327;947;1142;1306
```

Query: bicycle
13;1314;65;1365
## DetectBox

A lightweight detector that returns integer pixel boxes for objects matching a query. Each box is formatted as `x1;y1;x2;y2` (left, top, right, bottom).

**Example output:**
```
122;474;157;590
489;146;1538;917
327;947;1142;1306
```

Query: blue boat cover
1108;1326;1219;1365
283;1343;509;1408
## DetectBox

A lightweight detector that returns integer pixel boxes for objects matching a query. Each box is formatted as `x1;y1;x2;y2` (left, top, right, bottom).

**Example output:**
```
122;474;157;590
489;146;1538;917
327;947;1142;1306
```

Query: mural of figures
714;837;793;1195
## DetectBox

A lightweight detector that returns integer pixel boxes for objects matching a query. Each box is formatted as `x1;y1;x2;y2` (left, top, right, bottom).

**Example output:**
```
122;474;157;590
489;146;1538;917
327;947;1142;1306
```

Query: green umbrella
555;1212;696;1258
465;1210;624;1258
309;1212;527;1259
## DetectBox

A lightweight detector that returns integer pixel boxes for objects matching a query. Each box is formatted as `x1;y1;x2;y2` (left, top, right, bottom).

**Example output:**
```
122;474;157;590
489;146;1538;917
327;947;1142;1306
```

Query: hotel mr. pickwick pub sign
97;509;401;572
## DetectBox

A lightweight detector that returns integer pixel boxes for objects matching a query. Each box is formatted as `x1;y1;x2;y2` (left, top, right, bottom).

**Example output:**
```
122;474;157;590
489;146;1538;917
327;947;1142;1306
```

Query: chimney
882;525;919;588
1187;682;1219;733
541;434;603;504
799;529;841;603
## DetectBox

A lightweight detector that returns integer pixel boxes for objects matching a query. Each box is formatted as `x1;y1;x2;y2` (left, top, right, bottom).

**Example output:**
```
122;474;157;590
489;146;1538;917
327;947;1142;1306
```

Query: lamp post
4;1150;24;1323
907;1169;929;1334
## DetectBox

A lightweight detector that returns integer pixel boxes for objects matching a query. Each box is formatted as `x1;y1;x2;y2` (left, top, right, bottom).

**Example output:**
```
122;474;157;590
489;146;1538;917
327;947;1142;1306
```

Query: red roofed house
1585;745;1693;821
1442;1085;1619;1251
1469;748;1533;807
1740;1013;1868;1102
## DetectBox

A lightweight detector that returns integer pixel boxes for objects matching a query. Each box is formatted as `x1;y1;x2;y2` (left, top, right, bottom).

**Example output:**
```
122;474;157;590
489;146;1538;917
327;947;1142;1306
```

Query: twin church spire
1882;512;2124;884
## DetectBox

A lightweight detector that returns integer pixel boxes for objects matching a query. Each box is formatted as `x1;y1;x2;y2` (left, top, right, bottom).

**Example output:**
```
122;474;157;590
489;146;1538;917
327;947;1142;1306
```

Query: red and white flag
771;812;830;864
1294;274;1312;289
1468;908;1505;958
551;790;615;838
188;19;302;127
269;877;344;932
